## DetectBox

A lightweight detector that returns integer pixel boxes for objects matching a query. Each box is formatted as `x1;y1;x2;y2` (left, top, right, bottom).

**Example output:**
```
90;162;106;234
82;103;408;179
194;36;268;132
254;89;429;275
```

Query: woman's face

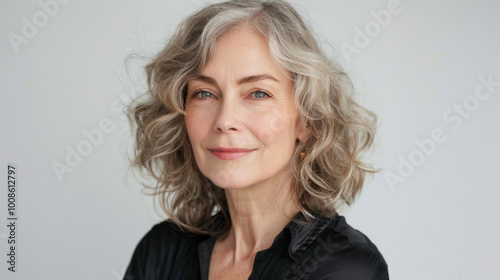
185;25;307;190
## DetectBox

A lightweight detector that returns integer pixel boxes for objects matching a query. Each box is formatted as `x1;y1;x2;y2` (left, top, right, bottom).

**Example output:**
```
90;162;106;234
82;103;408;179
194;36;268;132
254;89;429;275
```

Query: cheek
253;108;299;146
184;113;206;145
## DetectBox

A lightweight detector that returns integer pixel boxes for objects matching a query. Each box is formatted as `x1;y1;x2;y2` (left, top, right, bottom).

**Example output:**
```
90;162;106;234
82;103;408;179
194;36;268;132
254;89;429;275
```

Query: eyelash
191;90;214;99
191;89;272;99
250;90;272;99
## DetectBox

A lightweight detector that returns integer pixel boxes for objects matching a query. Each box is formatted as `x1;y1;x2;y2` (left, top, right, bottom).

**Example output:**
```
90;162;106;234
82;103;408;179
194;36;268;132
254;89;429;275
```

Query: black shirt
124;211;389;279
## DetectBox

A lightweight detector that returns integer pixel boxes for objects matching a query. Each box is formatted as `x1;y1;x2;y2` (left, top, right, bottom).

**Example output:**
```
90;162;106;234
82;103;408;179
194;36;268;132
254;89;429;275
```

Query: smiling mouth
208;147;255;160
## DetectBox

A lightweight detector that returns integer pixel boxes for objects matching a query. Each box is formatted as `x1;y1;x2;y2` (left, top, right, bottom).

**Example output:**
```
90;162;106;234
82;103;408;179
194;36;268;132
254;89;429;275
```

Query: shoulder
129;219;208;260
306;215;389;280
124;220;208;280
139;220;203;249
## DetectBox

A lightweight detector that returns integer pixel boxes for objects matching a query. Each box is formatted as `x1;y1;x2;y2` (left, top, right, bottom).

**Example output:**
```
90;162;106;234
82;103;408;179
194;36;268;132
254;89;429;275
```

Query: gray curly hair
127;0;378;235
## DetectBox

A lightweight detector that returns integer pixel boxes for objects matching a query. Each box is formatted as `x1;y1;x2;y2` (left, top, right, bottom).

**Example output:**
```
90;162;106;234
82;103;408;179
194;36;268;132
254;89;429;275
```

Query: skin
185;23;308;279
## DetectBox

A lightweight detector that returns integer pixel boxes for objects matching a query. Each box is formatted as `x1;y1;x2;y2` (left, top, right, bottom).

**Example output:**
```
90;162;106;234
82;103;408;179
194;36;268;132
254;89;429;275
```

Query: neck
219;177;300;261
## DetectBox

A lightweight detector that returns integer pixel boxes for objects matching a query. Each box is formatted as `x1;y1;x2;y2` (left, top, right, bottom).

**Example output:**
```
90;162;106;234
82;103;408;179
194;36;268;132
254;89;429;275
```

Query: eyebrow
191;74;279;87
237;74;279;85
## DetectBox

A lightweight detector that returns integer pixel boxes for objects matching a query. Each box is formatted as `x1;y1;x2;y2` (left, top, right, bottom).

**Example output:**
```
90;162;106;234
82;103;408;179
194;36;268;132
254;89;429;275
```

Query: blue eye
193;90;213;98
252;90;270;99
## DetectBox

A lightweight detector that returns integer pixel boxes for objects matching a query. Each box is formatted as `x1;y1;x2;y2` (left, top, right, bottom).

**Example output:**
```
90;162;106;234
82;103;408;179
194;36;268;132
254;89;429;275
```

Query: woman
124;0;388;279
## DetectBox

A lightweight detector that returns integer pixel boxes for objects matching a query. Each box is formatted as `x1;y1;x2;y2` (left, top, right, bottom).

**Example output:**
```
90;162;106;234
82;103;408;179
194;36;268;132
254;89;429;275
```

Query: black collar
205;210;335;262
284;211;333;261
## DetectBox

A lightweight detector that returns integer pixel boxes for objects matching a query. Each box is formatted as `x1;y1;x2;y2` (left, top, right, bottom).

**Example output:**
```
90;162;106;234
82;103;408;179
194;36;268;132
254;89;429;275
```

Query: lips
208;147;255;160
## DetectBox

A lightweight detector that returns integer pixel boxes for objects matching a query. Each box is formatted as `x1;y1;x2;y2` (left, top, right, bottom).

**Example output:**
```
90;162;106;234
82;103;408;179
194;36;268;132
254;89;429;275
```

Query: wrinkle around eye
249;90;272;99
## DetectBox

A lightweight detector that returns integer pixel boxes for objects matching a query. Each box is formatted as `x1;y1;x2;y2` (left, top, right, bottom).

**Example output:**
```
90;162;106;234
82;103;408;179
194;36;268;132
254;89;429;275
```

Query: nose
213;98;240;133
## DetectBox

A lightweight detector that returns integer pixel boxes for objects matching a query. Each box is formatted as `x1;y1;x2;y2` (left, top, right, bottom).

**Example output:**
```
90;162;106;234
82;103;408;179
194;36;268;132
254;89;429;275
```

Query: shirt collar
207;210;335;262
284;211;333;261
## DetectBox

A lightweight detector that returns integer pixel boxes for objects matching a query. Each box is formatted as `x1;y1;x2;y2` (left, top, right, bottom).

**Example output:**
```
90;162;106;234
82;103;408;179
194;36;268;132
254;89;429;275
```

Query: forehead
199;24;290;80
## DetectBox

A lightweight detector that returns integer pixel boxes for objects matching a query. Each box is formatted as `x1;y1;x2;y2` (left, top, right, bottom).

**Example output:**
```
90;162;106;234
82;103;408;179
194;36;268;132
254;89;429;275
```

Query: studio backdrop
1;0;499;279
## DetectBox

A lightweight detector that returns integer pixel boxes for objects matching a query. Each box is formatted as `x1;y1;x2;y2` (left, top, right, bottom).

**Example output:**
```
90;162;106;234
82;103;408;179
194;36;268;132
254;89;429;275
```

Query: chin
209;173;249;189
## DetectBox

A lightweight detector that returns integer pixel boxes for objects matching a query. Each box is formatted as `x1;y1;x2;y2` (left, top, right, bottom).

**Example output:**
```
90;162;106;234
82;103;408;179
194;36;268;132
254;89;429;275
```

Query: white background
1;0;499;279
